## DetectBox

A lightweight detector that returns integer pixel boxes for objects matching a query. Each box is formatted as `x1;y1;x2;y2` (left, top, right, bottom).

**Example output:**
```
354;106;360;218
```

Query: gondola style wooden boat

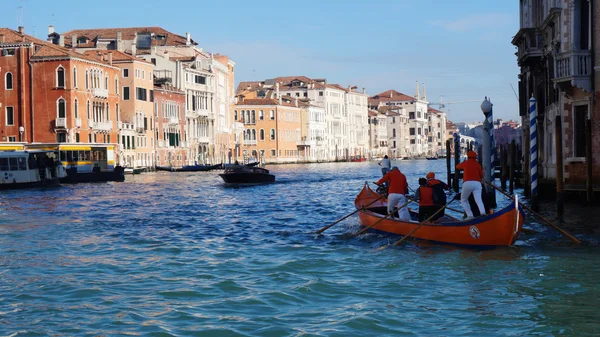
354;184;524;247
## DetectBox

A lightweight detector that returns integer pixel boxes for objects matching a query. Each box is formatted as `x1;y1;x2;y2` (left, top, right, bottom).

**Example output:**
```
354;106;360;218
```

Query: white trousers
461;181;486;217
388;193;410;221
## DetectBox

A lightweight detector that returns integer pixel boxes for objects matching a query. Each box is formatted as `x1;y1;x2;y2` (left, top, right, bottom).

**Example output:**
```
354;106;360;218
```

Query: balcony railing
554;50;592;92
75;118;81;128
245;140;257;145
90;121;112;131
136;127;145;134
158;140;165;147
168;116;179;125
197;109;210;117
55;118;66;128
198;136;210;143
92;88;109;98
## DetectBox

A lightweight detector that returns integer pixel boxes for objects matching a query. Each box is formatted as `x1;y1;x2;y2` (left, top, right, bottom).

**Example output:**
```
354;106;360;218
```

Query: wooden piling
586;119;593;205
453;139;460;192
555;116;564;215
509;140;515;194
524;125;530;198
446;140;452;187
500;145;507;189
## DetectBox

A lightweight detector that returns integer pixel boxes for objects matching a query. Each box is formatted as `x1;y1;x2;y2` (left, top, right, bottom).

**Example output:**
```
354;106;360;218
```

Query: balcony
198;136;210;143
158;140;165;147
168;116;179;125
55;118;66;128
245;140;257;146
92;88;109;98
197;108;210;118
75;118;81;128
554;50;592;92
136;126;145;134
512;28;543;67
90;121;112;131
297;136;314;146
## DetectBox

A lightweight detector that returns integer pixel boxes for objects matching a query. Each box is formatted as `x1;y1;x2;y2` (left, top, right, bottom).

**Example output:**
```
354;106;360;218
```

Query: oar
315;195;385;234
483;180;581;244
352;198;413;237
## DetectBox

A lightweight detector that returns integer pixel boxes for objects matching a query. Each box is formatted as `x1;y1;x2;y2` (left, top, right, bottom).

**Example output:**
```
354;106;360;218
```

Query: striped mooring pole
489;101;495;183
529;96;538;210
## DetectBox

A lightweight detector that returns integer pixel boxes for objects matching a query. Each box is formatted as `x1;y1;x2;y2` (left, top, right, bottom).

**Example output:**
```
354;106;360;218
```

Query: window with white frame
74;99;79;118
57;98;66;118
85;70;89;89
270;129;275;140
73;67;77;88
260;129;264;141
5;106;14;126
270;110;275;120
5;72;13;90
87;100;90;119
56;66;65;88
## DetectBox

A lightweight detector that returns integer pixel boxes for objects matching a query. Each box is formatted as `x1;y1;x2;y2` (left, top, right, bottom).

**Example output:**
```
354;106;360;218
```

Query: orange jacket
417;186;434;206
427;178;449;190
376;170;408;195
456;158;483;182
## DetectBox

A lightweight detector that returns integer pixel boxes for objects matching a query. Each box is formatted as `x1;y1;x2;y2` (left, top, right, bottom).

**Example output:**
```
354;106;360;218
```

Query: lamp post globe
481;97;492;117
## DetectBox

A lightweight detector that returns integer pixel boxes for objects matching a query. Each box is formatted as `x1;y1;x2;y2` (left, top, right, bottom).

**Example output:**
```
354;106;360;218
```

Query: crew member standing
378;155;391;177
456;151;485;219
376;166;410;220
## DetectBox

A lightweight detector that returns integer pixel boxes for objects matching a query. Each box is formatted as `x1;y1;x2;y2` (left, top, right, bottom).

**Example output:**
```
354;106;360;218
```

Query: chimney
389;92;393;98
48;25;54;35
107;52;113;66
422;83;426;101
362;87;366;94
71;35;77;50
0;34;4;43
59;35;65;47
415;81;420;99
116;31;123;52
18;26;24;34
186;32;191;46
131;44;136;56
295;98;298;107
276;82;280;99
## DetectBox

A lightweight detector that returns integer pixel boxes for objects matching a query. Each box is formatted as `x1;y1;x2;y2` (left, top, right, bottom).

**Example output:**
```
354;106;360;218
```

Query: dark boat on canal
61;165;125;183
156;163;222;172
219;165;275;185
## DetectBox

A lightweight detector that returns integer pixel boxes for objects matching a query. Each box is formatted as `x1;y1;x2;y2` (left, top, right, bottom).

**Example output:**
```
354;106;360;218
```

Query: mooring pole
453;133;460;192
586;119;593;205
446;139;452;187
529;96;538;211
555;115;564;215
510;139;516;194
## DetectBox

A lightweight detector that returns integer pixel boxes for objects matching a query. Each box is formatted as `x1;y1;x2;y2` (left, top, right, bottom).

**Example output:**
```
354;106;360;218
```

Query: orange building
0;27;119;146
154;84;187;167
234;97;304;164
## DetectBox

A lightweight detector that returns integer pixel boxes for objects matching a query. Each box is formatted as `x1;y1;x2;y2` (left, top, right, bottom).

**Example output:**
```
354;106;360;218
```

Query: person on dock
426;172;450;218
456;150;485;219
378;155;391;177
376;166;410;221
415;177;439;222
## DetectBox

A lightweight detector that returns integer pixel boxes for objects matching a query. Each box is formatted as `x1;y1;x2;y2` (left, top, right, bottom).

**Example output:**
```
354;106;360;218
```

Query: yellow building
234;97;304;164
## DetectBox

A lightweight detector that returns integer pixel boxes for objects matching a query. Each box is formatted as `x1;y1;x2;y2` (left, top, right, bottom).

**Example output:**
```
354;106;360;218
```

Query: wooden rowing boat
354;183;524;247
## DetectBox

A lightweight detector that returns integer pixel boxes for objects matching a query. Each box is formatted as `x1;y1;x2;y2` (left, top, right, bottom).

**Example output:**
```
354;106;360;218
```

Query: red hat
467;150;477;159
426;172;435;179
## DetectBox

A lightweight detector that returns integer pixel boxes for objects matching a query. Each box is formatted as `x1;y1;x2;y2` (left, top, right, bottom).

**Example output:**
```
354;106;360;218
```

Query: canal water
1;160;599;336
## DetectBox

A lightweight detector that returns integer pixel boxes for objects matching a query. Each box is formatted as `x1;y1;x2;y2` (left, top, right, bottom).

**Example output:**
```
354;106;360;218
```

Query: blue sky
2;0;520;123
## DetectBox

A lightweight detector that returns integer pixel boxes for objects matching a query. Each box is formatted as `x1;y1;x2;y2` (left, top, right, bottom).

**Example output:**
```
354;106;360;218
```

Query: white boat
0;150;66;190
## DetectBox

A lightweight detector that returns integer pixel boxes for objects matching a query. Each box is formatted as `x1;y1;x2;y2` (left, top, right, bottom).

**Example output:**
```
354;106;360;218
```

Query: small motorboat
219;165;275;185
353;183;523;248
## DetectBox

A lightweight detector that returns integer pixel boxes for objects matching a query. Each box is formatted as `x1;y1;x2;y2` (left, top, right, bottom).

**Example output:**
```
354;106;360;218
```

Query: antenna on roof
17;5;23;27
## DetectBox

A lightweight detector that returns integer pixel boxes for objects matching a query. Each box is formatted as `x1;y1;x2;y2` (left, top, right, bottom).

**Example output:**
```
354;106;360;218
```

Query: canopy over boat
354;183;524;248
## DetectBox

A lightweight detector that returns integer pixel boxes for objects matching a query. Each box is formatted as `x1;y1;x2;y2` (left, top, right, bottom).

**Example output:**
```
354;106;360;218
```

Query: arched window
240;110;245;122
57;98;66;118
106;103;110;121
251;110;256;123
116;103;119;121
5;72;13;90
259;110;264;120
252;129;256;140
105;76;108;90
270;129;275;140
73;67;77;88
87;100;90;119
392;128;396;137
85;70;89;89
246;110;250;123
115;77;119;95
56;67;65;88
74;99;79;118
234;110;238;121
260;129;265;141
